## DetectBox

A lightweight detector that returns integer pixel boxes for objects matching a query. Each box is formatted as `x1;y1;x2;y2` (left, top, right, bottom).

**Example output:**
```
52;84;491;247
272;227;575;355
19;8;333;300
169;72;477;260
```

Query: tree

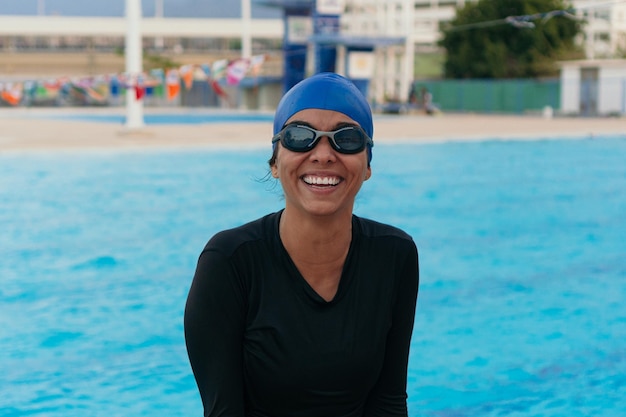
440;0;584;79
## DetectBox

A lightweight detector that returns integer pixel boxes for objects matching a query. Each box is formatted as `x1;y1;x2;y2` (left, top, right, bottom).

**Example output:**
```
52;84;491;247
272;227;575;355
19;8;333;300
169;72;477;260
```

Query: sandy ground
1;107;624;152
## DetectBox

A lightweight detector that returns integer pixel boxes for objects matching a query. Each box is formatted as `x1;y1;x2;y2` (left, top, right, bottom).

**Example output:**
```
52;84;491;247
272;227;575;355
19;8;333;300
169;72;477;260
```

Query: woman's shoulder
353;215;415;244
204;211;280;256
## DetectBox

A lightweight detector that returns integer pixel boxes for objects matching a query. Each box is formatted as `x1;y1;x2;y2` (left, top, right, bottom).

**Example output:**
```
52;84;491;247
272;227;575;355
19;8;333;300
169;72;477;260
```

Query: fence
5;75;625;115
412;78;561;114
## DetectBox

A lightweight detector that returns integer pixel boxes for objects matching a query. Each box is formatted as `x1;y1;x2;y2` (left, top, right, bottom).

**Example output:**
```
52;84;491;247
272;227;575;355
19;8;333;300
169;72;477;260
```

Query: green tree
440;0;584;78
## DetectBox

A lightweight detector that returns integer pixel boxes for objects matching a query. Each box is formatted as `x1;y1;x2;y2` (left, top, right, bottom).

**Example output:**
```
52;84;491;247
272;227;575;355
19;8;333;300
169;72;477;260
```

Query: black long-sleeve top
184;211;419;417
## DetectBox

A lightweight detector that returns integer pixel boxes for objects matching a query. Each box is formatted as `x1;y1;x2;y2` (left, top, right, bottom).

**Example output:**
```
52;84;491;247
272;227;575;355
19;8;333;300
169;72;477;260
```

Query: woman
184;72;419;417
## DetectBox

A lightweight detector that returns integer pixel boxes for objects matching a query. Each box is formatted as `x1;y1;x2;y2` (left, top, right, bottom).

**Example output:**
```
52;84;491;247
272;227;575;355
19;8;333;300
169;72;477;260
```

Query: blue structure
254;0;404;98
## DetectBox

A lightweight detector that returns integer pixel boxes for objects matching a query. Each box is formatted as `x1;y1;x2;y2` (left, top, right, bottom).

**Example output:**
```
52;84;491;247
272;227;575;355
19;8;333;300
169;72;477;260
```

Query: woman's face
271;108;371;219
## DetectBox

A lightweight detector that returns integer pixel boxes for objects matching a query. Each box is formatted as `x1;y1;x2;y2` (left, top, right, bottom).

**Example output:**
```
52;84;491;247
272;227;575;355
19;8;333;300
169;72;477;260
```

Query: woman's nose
309;136;336;163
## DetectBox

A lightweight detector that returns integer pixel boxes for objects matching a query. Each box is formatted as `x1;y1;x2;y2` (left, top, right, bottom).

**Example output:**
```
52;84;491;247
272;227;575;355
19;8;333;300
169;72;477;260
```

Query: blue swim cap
273;72;373;163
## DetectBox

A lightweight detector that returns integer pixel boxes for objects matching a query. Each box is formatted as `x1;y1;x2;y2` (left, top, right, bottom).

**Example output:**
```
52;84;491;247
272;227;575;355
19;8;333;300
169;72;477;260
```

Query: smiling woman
184;72;419;417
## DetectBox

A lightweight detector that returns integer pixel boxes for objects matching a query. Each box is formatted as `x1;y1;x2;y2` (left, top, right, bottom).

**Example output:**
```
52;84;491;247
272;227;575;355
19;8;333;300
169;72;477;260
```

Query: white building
560;59;626;116
575;0;626;58
343;0;626;57
341;0;470;103
343;0;468;50
338;0;626;103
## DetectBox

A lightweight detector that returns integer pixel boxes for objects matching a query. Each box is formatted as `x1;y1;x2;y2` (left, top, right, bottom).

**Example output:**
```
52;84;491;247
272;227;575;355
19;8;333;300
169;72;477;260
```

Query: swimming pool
47;111;275;125
1;136;625;416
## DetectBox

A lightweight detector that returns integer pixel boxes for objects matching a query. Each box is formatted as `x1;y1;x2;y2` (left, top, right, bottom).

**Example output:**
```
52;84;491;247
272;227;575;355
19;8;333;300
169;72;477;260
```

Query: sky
0;0;281;18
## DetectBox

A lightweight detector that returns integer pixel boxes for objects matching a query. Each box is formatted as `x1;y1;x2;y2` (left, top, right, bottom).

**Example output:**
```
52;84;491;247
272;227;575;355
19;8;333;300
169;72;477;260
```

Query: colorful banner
0;54;268;107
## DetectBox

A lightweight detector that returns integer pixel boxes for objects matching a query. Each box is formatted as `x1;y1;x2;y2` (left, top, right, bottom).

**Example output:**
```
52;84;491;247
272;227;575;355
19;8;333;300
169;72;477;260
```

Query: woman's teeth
303;175;340;186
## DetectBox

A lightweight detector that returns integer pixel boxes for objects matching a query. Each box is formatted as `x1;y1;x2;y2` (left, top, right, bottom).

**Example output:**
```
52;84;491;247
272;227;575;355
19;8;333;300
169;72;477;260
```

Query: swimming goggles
272;124;373;154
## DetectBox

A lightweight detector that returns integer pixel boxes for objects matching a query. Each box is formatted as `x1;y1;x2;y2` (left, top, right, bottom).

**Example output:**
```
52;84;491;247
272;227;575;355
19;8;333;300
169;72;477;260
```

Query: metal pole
125;0;145;130
402;0;415;103
622;78;626;116
155;0;164;50
155;0;163;16
241;0;252;59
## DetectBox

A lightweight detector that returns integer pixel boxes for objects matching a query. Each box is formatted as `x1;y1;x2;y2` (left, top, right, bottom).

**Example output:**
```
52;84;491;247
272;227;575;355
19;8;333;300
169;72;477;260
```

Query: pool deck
1;107;624;152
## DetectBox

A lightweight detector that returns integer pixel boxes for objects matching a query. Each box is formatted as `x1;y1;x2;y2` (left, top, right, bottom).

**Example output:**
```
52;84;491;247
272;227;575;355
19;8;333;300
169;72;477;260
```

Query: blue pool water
1;136;625;416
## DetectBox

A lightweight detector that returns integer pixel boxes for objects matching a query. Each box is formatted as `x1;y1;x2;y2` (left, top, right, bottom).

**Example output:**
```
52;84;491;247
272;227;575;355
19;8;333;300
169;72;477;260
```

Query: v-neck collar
272;210;359;305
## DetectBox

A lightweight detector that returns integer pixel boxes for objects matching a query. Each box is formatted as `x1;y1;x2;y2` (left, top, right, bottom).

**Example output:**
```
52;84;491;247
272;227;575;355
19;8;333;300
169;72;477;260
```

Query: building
341;1;496;102
343;0;626;60
560;58;626;116
339;0;626;103
576;0;626;58
2;0;625;110
0;14;284;78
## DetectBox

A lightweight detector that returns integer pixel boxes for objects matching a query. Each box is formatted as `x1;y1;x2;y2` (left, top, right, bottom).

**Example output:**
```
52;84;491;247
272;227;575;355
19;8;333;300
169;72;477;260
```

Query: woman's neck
279;208;353;301
279;208;352;265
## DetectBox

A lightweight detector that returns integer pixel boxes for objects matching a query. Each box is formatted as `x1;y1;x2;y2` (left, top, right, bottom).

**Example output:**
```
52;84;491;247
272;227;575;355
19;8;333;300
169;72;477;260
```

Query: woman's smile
301;174;342;187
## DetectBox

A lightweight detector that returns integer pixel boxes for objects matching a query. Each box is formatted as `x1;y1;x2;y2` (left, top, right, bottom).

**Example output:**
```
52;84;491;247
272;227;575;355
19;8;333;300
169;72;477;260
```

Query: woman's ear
271;164;279;178
364;166;372;181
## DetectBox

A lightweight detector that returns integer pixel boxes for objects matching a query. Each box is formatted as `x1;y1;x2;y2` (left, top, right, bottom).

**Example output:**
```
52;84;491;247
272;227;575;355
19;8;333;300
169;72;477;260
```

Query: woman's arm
184;249;247;417
364;242;419;417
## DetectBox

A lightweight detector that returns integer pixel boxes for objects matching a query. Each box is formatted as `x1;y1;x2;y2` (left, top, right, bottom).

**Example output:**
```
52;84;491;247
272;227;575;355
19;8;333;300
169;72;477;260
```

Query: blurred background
2;2;625;417
1;0;625;115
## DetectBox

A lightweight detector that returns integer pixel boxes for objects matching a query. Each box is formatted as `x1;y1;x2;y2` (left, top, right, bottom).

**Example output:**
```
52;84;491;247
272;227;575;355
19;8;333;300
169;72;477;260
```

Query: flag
249;54;266;77
135;86;145;100
149;69;165;98
200;64;211;79
193;66;208;82
180;65;194;90
210;79;228;99
212;59;228;80
110;75;121;97
226;59;250;85
166;69;180;100
0;82;23;106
